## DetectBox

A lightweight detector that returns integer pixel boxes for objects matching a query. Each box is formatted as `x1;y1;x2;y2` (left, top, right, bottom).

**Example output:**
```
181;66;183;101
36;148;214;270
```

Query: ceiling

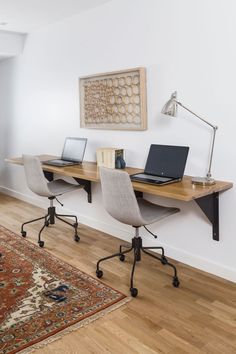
0;0;111;33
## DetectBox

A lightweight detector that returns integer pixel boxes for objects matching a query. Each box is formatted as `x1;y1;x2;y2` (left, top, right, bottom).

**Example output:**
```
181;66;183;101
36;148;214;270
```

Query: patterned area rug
0;225;128;354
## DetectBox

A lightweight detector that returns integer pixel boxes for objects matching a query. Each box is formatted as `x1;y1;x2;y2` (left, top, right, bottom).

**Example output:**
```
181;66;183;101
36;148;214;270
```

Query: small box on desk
96;148;124;169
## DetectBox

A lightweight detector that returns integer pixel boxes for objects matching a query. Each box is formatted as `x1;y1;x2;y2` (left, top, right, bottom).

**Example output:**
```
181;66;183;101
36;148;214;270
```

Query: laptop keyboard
132;173;172;183
53;160;74;165
43;159;78;166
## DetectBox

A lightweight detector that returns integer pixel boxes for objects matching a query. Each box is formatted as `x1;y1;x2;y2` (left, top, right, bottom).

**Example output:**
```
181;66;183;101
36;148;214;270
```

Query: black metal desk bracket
195;192;219;241
44;171;54;182
73;178;92;203
135;191;143;198
43;172;92;203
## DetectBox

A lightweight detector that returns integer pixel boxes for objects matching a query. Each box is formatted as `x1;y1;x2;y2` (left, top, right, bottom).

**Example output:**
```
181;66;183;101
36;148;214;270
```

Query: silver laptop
131;144;189;186
43;137;87;167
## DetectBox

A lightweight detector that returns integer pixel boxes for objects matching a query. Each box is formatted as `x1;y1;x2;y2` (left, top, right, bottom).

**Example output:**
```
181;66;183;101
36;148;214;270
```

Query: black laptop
43;137;87;167
130;144;189;186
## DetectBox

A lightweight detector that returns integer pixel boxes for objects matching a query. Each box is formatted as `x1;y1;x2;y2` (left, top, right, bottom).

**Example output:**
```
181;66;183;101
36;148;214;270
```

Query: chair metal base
96;233;179;297
21;198;79;247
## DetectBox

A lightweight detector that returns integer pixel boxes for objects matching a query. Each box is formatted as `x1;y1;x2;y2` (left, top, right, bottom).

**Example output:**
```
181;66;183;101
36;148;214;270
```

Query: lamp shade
161;91;178;117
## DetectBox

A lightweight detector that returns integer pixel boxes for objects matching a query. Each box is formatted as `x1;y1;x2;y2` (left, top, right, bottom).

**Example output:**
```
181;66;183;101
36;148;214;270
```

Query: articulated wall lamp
161;91;218;186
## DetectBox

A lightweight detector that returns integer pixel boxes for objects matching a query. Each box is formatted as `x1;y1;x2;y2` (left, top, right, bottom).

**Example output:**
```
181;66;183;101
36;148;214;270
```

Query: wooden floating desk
6;155;233;241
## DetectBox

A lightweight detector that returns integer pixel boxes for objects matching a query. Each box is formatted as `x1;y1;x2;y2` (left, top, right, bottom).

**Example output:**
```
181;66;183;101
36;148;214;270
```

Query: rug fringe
18;297;131;354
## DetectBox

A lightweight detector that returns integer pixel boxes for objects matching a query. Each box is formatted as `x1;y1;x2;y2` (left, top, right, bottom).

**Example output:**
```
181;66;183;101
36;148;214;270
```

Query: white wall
0;0;235;281
0;31;26;58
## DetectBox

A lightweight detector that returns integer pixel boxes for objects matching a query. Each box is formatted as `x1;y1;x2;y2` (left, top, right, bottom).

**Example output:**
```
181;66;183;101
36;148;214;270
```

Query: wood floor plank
0;193;236;354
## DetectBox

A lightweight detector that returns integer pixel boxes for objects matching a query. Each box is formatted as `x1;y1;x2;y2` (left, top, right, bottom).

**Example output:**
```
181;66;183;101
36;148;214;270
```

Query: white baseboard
1;186;235;283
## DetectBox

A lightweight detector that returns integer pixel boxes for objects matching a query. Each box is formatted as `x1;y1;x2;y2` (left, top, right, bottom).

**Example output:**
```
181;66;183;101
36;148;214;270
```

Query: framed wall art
79;67;147;130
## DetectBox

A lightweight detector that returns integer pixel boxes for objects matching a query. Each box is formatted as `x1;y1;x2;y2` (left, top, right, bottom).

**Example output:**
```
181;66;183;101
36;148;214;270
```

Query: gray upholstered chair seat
48;179;82;196
100;167;179;227
137;198;179;226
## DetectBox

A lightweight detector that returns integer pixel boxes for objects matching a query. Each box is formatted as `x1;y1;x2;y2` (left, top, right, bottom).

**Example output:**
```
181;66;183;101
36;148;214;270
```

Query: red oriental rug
0;226;129;354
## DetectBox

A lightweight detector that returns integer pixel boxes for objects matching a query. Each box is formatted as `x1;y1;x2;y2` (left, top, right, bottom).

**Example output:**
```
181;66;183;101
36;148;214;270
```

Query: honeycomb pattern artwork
80;68;147;130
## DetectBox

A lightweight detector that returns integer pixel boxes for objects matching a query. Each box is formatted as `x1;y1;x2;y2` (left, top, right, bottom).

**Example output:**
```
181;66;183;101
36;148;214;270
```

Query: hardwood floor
1;193;236;353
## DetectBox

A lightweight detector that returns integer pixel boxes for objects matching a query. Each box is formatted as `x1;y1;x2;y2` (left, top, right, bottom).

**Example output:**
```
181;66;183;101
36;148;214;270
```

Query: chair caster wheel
96;270;103;278
119;254;125;262
21;231;27;237
74;235;80;242
45;221;49;227
173;276;180;288
161;256;168;265
130;287;138;297
38;241;44;248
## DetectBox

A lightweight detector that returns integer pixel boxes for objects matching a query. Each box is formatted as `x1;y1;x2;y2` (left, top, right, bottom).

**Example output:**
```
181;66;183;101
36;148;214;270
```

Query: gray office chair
21;154;83;247
96;167;180;297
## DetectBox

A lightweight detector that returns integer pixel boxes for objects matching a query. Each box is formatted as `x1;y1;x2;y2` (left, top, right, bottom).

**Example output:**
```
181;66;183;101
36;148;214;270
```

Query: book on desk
96;148;124;169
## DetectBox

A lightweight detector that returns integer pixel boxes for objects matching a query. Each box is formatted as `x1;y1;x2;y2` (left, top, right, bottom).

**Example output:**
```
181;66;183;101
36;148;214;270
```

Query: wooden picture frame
79;67;147;130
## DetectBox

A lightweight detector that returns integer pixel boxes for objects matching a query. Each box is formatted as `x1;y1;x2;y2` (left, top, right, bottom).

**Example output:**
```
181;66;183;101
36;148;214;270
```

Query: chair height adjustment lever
143;225;157;239
55;197;64;207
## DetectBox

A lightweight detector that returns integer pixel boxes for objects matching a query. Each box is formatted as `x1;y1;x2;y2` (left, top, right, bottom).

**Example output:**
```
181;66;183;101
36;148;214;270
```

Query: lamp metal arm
176;101;218;130
207;126;217;179
175;100;218;180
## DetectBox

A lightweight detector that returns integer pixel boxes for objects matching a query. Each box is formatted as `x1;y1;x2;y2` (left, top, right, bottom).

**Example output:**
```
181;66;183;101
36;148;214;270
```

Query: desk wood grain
5;154;233;202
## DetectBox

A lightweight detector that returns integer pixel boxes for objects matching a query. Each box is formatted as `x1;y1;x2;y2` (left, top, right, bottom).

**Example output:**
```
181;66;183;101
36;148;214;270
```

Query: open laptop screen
144;144;189;178
62;137;87;162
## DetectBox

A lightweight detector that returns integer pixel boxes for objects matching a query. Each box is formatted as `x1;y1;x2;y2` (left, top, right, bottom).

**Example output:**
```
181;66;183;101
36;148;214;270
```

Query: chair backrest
99;167;144;227
22;154;52;197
